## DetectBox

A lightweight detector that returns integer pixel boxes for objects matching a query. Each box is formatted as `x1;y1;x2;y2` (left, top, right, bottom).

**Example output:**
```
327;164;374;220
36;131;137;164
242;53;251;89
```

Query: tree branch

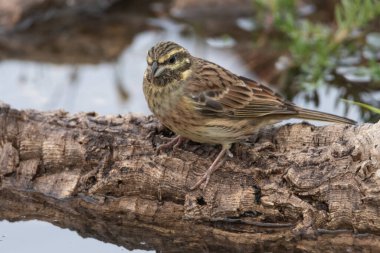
1;101;380;252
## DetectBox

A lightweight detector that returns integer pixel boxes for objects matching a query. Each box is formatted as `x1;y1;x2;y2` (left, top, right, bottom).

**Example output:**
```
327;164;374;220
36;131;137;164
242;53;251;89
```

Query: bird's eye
169;55;177;64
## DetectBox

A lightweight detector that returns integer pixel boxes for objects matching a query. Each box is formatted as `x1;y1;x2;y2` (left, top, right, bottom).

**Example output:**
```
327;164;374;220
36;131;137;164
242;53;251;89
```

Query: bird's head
145;41;192;86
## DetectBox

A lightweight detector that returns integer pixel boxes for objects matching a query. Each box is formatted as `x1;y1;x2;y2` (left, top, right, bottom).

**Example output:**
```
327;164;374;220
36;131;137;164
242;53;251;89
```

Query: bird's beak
151;61;158;77
151;61;166;78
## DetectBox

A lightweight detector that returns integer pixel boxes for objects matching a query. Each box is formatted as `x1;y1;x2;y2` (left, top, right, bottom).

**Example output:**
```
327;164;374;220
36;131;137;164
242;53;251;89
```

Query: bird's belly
158;111;210;143
162;116;258;145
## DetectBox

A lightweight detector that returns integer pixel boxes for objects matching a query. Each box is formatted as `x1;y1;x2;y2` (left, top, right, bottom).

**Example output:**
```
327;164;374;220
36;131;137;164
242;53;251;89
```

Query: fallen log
1;101;380;252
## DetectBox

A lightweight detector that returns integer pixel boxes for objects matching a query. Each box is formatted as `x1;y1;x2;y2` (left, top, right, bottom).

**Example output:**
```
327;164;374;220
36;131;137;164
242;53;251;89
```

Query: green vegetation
253;0;380;88
342;99;380;114
335;0;380;36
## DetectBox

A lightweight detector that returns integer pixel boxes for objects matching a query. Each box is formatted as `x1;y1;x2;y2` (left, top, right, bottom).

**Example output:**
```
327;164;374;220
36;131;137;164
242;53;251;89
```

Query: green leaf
341;99;380;114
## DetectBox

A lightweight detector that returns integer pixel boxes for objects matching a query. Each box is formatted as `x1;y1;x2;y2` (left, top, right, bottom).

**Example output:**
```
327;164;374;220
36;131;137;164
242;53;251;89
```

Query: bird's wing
185;59;298;118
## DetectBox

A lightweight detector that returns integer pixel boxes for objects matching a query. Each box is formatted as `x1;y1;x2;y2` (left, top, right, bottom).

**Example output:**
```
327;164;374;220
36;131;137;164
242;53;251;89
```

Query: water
0;220;148;253
0;19;251;116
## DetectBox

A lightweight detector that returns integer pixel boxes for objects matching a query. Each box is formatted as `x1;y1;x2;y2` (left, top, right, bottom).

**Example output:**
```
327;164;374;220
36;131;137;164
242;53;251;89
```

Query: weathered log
1;101;380;252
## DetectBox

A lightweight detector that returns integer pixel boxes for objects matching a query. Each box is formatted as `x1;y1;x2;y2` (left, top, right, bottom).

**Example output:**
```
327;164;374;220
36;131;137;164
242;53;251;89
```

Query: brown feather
186;58;298;118
185;59;355;124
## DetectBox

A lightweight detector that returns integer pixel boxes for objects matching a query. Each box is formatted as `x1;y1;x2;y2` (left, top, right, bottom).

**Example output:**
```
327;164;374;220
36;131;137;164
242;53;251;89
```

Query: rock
0;0;114;29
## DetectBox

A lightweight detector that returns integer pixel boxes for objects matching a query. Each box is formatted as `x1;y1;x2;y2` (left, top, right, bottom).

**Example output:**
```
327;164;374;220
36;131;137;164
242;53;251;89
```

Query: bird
143;41;356;190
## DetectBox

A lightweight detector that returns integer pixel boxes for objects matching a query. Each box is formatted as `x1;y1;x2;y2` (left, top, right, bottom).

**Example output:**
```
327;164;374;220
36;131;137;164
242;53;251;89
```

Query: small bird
143;41;356;190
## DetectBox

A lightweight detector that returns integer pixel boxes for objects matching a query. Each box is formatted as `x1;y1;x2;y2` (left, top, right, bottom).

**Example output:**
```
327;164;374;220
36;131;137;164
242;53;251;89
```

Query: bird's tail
294;107;356;124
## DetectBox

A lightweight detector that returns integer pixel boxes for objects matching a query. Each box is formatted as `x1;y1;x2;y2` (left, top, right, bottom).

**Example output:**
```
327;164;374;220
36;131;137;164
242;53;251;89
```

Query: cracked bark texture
1;101;380;252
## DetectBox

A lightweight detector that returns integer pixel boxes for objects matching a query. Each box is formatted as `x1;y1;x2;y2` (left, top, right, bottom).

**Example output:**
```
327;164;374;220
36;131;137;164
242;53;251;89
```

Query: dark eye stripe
164;52;187;64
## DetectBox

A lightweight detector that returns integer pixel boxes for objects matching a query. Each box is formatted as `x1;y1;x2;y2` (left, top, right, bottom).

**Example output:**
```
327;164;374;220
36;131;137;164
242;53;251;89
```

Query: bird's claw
190;173;210;191
156;136;186;155
145;122;166;140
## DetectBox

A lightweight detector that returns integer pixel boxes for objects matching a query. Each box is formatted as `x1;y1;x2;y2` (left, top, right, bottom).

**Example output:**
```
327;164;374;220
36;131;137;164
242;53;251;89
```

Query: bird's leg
173;136;187;150
156;135;186;154
190;144;231;190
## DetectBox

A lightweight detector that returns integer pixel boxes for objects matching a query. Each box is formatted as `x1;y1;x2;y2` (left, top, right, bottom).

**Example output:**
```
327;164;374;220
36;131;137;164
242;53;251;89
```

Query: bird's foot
190;146;229;190
146;121;166;140
190;171;212;191
156;135;186;155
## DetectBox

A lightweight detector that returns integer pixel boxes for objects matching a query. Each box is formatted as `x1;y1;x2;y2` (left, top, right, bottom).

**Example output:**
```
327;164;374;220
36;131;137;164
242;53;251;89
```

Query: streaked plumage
143;41;356;190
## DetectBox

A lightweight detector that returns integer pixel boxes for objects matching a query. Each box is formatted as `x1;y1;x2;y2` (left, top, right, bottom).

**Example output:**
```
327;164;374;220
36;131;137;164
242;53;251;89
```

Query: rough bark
1;101;380;252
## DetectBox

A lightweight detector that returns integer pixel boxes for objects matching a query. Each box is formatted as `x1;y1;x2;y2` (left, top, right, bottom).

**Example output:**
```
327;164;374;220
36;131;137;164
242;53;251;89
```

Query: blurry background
0;0;379;252
0;0;379;122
